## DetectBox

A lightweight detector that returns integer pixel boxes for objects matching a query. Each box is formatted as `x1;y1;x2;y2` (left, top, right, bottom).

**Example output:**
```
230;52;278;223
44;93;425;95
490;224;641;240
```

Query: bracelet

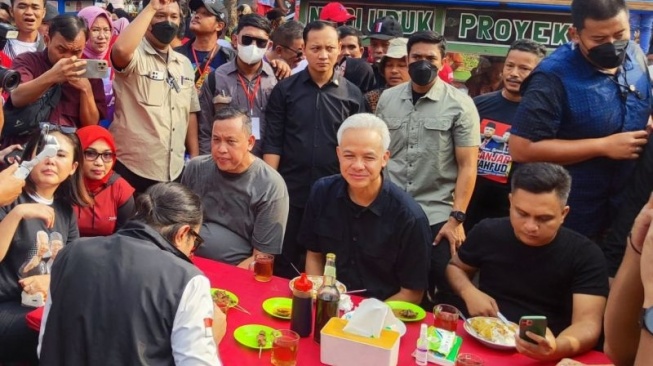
629;232;642;255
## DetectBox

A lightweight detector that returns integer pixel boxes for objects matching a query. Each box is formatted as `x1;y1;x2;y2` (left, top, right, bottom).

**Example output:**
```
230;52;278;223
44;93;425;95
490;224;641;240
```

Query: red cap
294;273;313;292
319;2;356;23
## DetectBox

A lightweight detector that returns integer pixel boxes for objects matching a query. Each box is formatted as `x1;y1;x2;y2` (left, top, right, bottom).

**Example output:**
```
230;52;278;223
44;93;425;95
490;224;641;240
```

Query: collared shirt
110;39;201;182
263;69;367;207
10;49;107;128
511;42;652;237
299;175;431;300
376;81;480;225
198;60;277;156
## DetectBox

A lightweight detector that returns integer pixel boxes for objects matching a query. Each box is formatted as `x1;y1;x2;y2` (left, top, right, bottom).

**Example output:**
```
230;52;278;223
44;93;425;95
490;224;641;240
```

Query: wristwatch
449;211;467;223
641;307;653;335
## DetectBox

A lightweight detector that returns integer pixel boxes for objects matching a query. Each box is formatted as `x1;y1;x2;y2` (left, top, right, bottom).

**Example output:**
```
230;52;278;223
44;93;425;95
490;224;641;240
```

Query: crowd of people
0;0;651;364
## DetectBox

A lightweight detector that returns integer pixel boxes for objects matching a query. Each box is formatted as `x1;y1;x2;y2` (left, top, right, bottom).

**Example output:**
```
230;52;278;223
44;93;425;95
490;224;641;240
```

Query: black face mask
409;60;438;86
151;21;179;45
586;40;629;69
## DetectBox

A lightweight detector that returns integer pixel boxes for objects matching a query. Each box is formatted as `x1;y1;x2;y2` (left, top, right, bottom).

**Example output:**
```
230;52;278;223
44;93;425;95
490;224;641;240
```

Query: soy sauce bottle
290;273;313;337
314;253;340;344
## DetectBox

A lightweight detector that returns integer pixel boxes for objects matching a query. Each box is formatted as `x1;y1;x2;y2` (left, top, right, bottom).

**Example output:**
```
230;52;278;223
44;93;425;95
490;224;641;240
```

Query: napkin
343;298;401;338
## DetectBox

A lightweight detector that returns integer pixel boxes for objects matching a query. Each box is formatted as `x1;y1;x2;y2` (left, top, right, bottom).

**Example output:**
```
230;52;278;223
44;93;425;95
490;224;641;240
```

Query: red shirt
438;62;454;84
75;175;134;237
10;49;107;127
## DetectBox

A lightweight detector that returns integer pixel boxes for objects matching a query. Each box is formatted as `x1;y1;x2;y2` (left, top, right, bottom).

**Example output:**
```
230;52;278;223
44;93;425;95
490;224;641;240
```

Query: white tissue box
320;318;400;366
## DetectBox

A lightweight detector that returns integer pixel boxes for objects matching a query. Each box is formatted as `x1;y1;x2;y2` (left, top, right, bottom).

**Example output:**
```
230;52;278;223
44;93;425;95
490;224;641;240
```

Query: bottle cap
294;273;313;292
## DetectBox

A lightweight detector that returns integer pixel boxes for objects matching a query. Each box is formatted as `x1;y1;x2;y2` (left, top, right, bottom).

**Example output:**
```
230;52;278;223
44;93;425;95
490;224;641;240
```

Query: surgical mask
151;21;179;45
408;60;438;86
586;40;629;69
238;44;266;65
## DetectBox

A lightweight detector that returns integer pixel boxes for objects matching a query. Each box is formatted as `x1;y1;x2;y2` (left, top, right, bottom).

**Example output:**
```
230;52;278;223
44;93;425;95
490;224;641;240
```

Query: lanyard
191;45;217;90
237;73;262;115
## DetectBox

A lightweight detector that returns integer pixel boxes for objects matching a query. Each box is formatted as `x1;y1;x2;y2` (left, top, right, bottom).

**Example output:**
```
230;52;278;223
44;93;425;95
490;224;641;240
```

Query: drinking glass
249;253;274;282
271;329;299;366
433;304;460;332
455;353;484;366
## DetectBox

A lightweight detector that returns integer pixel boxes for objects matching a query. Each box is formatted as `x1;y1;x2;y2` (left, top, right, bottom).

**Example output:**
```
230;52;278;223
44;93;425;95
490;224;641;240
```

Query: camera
0;22;20;91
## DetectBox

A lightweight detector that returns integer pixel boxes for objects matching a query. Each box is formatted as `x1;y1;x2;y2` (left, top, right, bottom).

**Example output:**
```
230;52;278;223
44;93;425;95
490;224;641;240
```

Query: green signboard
443;8;572;48
306;1;436;35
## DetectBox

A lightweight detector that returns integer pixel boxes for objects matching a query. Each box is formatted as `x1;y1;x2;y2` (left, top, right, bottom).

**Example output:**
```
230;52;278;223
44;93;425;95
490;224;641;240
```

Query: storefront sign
444;8;572;48
307;1;435;35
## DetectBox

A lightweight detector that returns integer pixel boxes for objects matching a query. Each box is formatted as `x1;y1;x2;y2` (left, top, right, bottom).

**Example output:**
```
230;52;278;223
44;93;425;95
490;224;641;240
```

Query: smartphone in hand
519;316;547;344
81;59;109;79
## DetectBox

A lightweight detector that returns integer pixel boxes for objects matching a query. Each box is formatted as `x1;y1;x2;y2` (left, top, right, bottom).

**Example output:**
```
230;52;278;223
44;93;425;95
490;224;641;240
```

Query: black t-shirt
458;217;609;335
299;175;431;300
341;58;377;94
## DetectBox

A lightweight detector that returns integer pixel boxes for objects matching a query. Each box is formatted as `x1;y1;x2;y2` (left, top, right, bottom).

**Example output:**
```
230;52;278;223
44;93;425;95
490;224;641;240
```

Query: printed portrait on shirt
478;118;512;183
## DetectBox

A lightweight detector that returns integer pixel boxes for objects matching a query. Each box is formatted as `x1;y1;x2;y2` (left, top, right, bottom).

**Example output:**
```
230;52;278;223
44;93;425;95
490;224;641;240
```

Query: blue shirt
298;174;431;300
511;42;652;238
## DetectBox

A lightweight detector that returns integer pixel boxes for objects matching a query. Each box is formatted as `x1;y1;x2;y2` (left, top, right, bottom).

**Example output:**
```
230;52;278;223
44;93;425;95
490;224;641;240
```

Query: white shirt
5;39;38;57
39;275;222;365
291;59;308;74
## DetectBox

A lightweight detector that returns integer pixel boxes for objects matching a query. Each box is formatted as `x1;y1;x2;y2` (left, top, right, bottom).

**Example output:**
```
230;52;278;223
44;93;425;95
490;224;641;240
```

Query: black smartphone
519;316;547;344
3;144;24;165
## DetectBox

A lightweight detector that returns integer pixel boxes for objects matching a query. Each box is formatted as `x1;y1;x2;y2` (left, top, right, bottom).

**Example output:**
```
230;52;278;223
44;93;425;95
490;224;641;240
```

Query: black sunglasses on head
240;35;269;48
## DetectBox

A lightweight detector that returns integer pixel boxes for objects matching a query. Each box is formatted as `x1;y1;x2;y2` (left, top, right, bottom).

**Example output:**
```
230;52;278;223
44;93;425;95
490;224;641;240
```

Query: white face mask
238;44;266;65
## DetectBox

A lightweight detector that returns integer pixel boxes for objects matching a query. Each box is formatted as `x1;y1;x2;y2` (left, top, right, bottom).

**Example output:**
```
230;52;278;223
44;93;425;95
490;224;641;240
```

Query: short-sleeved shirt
0;193;79;303
511;42;652;237
75;174;135;237
181;156;289;265
474;90;519;185
198;60;277;156
10;49;107;127
299;175;431;301
110;39;201;182
376;80;480;225
263;69;367;208
458;217;609;335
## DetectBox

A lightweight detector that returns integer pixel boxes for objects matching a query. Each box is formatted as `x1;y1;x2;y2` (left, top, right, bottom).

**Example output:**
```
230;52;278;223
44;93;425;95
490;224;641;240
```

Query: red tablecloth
27;257;613;365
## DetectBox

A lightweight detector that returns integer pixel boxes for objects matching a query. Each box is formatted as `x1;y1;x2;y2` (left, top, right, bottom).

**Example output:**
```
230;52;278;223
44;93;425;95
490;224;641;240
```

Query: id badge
251;117;261;140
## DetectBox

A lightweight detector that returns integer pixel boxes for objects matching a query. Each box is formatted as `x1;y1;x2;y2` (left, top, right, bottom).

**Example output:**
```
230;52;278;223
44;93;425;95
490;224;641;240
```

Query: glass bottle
314;253;340;344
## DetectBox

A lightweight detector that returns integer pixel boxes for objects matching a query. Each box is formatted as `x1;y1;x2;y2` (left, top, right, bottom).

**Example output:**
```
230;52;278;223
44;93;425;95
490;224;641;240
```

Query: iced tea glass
271;329;299;366
433;304;460;332
249;253;274;282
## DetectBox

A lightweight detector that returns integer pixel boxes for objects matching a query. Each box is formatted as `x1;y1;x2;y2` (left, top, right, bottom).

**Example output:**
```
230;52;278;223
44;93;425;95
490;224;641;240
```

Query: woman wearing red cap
75;126;134;237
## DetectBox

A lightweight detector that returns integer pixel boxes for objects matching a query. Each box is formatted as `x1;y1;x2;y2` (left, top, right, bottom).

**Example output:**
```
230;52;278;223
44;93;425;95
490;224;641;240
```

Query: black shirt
299;174;431;300
263;69;366;207
341;57;376;94
466;90;519;230
458;217;609;335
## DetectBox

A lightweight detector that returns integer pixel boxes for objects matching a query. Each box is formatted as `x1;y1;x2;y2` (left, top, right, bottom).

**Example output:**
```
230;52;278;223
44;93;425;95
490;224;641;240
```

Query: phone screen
519;316;547;344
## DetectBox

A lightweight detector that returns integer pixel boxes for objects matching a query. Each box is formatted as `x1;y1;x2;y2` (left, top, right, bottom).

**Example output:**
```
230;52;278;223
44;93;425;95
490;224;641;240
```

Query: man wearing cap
174;0;235;93
4;0;45;60
198;14;277;156
37;2;57;37
367;16;403;88
319;2;355;26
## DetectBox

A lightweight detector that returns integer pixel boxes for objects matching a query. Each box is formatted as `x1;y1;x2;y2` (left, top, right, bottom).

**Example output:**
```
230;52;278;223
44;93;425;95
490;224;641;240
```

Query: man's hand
0;144;23;165
460;287;498;317
68;76;92;92
603;130;648;160
268;59;291;80
0;164;25;206
19;274;50;295
49;56;87;84
147;0;172;11
434;219;465;256
515;327;557;361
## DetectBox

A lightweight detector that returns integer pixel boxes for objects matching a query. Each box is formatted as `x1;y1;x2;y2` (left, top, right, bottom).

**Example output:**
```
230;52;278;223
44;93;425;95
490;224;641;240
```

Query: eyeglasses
240;35;269;48
279;44;302;59
83;149;115;163
189;228;205;252
39;122;77;134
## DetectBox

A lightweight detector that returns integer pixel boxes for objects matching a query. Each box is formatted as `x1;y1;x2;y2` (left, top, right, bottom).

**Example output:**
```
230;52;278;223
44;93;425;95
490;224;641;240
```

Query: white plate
341;311;407;337
463;317;517;350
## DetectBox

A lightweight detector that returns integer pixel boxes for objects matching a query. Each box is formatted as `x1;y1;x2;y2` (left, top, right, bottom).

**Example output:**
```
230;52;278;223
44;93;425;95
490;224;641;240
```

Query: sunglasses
39;122;77;135
189;228;205;252
279;44;302;59
84;149;115;163
240;35;269;48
